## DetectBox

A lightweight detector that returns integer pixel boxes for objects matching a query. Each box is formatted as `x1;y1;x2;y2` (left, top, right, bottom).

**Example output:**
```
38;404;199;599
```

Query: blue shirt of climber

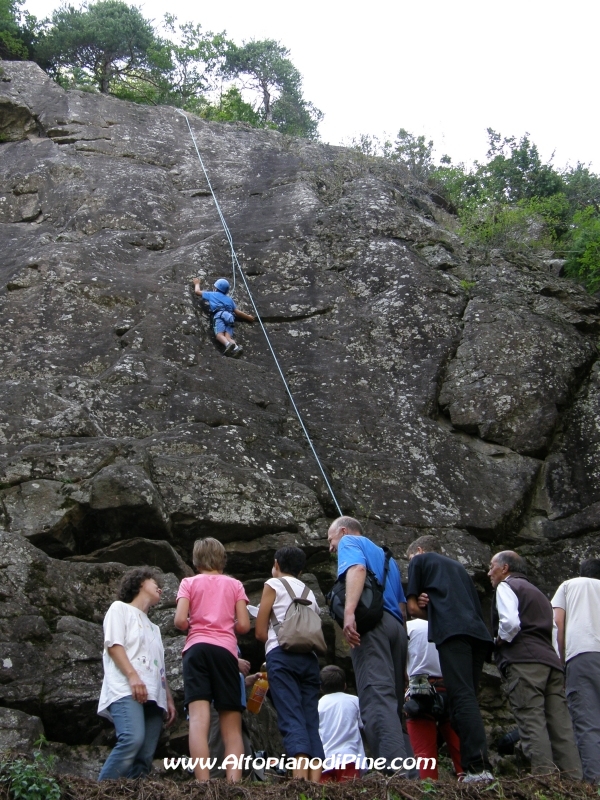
201;291;236;315
201;291;237;336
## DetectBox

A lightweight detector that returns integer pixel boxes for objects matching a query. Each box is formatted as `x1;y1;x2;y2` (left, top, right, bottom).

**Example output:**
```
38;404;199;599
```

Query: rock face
1;61;600;756
0;707;44;753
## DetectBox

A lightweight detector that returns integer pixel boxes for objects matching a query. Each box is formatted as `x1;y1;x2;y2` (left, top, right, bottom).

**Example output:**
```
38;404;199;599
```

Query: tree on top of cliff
224;40;299;122
0;0;36;59
149;15;228;109
35;0;159;94
223;39;322;139
478;129;565;203
32;4;322;138
391;129;435;182
347;129;436;182
349;124;600;291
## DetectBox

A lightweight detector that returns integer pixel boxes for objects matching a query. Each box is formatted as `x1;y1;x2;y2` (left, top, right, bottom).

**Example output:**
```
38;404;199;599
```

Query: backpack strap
279;578;298;601
269;608;281;633
382;546;393;591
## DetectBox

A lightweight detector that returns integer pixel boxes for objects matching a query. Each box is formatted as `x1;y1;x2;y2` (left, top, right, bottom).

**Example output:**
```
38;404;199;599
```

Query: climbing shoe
223;342;236;356
231;345;244;359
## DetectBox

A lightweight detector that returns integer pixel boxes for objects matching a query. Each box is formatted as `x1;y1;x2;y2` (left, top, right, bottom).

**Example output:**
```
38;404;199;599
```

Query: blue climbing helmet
214;279;230;294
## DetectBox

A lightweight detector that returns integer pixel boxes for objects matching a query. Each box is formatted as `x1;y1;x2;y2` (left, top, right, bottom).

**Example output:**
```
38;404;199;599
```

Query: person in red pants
405;618;463;780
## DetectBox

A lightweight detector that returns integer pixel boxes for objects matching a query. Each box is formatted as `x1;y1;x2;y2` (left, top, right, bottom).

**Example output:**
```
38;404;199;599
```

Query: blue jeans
98;698;164;780
266;647;325;760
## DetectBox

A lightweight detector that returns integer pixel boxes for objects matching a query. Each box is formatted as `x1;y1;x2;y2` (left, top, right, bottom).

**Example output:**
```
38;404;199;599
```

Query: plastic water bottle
246;672;269;714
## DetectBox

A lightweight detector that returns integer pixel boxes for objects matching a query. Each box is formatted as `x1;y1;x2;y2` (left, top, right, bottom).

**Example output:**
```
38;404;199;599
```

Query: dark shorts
182;642;243;712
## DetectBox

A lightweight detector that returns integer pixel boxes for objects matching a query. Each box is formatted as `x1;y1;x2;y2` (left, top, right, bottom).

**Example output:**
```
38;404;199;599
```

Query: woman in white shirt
98;568;176;781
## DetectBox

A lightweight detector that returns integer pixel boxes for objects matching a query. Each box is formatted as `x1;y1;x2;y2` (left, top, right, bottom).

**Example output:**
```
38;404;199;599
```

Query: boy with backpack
193;277;255;357
254;546;326;782
318;665;365;783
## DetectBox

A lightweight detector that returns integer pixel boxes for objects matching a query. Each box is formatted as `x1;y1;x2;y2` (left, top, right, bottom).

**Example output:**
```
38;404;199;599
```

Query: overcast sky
24;0;599;170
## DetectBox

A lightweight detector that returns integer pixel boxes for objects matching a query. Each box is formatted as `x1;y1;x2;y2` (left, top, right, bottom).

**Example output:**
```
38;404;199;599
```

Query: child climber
193;277;254;358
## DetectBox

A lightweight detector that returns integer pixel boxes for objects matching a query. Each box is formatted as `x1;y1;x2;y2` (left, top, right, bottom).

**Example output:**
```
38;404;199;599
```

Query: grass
0;772;591;800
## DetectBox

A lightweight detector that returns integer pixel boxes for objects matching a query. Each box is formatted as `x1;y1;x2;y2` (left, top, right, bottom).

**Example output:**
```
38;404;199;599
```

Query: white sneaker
461;771;494;783
231;345;243;359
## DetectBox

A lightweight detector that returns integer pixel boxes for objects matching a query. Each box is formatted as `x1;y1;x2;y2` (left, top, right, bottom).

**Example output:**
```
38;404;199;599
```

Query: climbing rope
177;109;343;517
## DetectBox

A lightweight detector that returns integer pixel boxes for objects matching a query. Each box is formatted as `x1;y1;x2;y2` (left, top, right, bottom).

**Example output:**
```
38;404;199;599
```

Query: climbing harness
177;109;343;517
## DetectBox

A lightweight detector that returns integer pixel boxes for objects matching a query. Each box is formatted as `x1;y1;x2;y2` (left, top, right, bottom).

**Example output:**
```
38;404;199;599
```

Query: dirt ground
37;773;600;800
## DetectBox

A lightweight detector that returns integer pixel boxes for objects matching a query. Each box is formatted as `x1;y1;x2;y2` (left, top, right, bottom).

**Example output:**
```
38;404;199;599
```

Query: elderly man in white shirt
489;551;581;778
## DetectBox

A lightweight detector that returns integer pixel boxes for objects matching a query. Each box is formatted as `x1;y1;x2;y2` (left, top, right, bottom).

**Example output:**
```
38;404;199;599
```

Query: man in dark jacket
407;535;493;782
489;551;581;778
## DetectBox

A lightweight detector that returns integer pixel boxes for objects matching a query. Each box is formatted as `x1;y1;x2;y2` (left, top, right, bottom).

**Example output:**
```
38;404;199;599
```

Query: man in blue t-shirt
328;516;410;771
193;277;254;358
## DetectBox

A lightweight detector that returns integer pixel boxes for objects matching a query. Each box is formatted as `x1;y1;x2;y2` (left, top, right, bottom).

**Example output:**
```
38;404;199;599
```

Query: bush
564;207;600;293
458;194;569;254
0;742;61;800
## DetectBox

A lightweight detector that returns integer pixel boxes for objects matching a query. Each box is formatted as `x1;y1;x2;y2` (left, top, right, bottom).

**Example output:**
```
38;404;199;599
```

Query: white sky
24;0;599;171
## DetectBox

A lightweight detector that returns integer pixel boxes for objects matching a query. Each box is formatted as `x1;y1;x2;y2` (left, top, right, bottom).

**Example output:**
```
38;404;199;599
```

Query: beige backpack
270;578;327;655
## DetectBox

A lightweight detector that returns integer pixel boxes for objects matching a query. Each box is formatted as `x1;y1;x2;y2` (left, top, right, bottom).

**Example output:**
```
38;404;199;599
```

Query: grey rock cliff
1;61;599;754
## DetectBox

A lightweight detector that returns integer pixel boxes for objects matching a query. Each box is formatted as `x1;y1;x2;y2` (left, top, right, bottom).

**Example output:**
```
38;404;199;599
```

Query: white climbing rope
177;109;343;517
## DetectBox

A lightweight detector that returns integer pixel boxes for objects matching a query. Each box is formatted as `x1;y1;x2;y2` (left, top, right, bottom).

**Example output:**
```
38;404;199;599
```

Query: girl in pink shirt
175;538;250;781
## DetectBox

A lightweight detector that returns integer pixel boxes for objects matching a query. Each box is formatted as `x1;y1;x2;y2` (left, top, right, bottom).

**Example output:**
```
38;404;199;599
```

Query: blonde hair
192;537;227;571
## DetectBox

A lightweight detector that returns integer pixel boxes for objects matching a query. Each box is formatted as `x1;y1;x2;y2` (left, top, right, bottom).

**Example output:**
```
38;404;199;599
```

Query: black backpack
326;546;392;634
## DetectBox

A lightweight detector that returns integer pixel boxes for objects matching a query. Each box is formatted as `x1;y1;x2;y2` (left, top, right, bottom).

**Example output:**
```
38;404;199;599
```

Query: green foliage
459;194;569;254
151;16;227;109
31;4;321;138
429;161;475;210
564;207;600;293
348;129;435;180
224;39;297;120
430;129;566;213
35;0;160;94
562;162;600;214
347;133;393;159
0;739;61;800
347;127;600;275
392;128;434;181
481;129;565;203
271;90;322;139
223;39;322;138
421;128;600;277
196;86;260;125
0;0;37;59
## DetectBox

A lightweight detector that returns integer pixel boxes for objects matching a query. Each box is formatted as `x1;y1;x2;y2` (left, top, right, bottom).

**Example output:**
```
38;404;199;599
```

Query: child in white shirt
318;665;365;783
